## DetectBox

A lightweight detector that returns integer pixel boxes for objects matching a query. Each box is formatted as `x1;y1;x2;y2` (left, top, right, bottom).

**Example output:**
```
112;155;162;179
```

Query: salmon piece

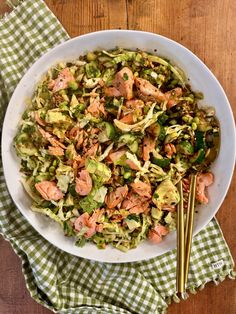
49;138;66;149
108;150;126;163
72;159;79;177
86;209;105;238
48;80;55;90
121;193;136;210
48;146;64;156
104;87;121;97
34;112;46;126
75;169;92;196
125;99;144;109
99;102;106;116
35;181;64;201
148;224;169;244
76;132;84;149
87;97;106;117
129;205;149;214
78;143;99;169
153;224;169;236
90;208;105;224
125;159;140;170
119;113;134;124
96;224;103;233
74;212;90;232
85;143;99;157
87;97;100;117
165;87;182;109
148;230;162;243
135;77;166;102
108;149;140;171
78;150;87;163
50;68;75;93
84;225;96;238
143;136;156;161
105;185;128;209
98;79;105;87
112;67;134;100
110;214;124;222
122;99;144;119
130;181;152;199
69;127;80;139
74;209;104;238
122;192;150;214
38;127;52;140
196;172;214;204
164;143;176;158
74;212;96;238
38;127;66;149
68;127;85;149
90;128;100;135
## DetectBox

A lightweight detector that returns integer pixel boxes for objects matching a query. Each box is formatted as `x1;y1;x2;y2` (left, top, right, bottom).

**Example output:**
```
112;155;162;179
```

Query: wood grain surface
0;0;235;313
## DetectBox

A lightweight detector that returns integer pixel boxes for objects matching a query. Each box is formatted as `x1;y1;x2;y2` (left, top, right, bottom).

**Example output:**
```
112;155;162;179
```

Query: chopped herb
123;72;129;81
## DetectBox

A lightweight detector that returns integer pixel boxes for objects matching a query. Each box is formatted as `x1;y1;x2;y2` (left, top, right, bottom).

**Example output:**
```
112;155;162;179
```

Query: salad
14;48;220;251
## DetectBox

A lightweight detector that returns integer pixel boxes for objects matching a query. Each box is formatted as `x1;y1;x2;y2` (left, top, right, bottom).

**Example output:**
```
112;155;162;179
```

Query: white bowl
2;30;235;263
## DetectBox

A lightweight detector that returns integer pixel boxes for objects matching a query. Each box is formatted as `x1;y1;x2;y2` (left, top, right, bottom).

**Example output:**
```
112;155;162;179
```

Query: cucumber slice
147;122;166;141
195;131;206;150
151;156;170;168
119;133;138;153
119;133;136;143
190;148;205;164
177;141;194;155
128;141;138;153
104;122;116;139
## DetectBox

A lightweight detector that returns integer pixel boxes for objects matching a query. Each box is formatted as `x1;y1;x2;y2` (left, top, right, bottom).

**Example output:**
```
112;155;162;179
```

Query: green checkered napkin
0;1;235;313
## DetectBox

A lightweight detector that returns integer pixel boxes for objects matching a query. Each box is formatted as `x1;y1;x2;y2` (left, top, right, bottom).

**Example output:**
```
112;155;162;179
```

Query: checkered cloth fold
0;1;235;313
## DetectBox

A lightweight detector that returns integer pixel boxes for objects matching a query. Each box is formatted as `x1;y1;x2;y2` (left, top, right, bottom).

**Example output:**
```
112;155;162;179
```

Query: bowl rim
1;29;236;263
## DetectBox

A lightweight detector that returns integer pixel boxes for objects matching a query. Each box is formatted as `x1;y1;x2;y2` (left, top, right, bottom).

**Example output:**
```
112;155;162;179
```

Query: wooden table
0;0;235;313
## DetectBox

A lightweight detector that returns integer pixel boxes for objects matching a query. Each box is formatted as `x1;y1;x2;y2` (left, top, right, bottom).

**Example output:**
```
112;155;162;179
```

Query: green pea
182;115;193;124
59;101;68;109
49;166;55;173
191;122;197;130
124;172;132;179
53;160;58;166
58;89;66;95
188;93;195;99
192;117;200;124
169;119;177;125
170;79;178;86
87;52;97;61
183;134;190;139
68;81;79;90
79;103;86;111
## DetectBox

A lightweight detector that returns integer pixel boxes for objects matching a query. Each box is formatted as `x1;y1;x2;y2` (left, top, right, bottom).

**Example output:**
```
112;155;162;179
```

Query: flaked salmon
35;181;63;201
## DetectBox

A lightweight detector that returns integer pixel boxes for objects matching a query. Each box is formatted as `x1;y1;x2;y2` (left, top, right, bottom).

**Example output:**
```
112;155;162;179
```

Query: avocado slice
152;179;180;209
